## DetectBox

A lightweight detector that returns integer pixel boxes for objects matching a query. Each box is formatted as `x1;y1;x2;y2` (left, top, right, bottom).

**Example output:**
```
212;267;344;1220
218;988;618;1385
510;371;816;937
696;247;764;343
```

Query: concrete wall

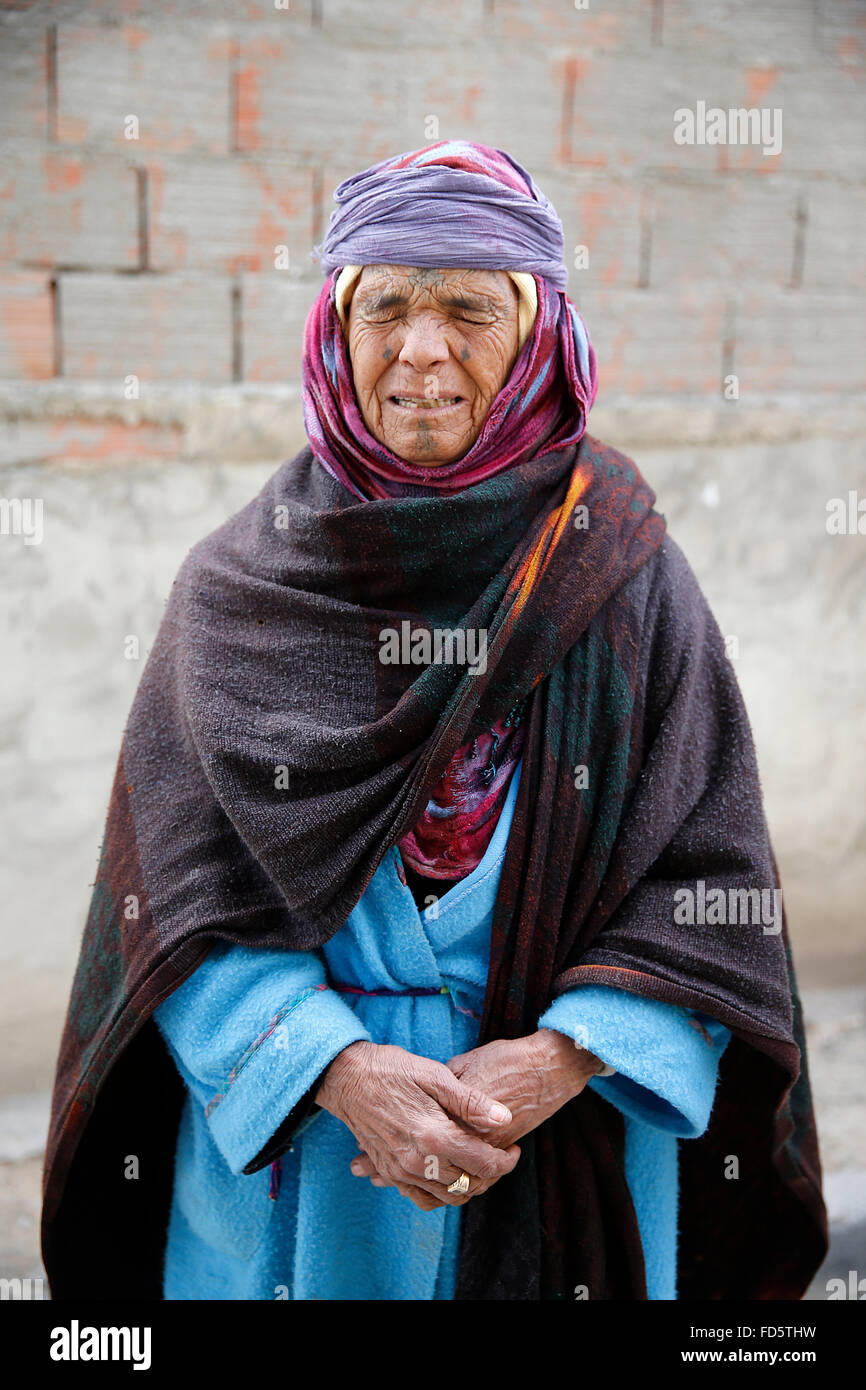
1;0;864;1106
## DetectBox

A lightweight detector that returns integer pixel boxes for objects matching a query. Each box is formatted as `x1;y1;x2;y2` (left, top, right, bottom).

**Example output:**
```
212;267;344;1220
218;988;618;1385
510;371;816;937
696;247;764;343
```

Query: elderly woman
42;142;826;1301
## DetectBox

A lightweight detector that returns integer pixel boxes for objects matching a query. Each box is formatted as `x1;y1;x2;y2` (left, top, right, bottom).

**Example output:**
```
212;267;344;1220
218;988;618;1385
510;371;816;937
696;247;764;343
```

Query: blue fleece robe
154;757;730;1300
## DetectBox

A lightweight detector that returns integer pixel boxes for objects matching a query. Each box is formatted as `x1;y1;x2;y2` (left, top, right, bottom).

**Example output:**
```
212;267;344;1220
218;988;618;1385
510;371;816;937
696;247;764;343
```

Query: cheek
348;330;393;391
470;334;518;397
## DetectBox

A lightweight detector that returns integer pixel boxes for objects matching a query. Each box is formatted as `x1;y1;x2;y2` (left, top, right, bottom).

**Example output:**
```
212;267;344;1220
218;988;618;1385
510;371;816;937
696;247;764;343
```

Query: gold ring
446;1171;471;1195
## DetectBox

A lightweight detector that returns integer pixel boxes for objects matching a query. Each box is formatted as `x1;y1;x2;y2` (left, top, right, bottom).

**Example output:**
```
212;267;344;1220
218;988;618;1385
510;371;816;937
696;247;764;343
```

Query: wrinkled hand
443;1030;605;1149
316;1040;521;1213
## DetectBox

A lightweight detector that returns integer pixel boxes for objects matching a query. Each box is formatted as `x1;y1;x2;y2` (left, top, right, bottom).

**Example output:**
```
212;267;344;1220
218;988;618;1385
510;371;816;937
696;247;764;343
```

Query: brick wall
0;0;863;441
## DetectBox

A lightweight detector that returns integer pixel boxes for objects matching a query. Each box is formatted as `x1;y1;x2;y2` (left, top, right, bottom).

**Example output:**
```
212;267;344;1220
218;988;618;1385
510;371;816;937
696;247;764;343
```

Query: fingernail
488;1102;509;1122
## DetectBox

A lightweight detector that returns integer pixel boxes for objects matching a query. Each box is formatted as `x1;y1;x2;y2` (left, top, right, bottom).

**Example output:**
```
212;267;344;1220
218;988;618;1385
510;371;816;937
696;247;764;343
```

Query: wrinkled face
346;264;521;465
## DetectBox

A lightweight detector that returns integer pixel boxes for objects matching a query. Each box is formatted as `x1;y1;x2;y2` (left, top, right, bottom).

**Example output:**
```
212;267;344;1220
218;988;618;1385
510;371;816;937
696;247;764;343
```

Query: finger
349;1149;464;1203
397;1181;440;1208
437;1148;520;1199
427;1125;522;1184
399;1144;521;1204
421;1155;480;1191
366;1154;481;1207
433;1148;520;1192
380;1171;462;1205
350;1154;377;1178
423;1067;512;1134
397;1184;444;1212
408;1174;474;1206
351;1136;517;1205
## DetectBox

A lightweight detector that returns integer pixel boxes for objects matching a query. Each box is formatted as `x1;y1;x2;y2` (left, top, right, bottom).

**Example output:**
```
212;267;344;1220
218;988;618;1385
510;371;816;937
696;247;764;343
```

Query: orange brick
321;0;485;43
0;150;139;268
734;291;866;393
575;287;728;395
241;273;316;382
662;1;815;67
0;22;48;142
60;272;233;381
648;178;798;289
493;0;653;49
0;272;55;379
55;23;232;153
803;186;866;290
401;46;558;173
541;174;644;289
147;158;314;274
235;33;404;162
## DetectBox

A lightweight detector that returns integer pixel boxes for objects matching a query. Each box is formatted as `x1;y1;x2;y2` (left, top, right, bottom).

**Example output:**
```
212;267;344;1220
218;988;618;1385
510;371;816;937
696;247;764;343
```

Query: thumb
425;1066;512;1131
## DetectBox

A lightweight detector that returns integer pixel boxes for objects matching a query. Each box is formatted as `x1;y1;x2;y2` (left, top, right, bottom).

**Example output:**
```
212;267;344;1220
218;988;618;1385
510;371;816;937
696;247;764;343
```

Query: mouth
388;395;465;412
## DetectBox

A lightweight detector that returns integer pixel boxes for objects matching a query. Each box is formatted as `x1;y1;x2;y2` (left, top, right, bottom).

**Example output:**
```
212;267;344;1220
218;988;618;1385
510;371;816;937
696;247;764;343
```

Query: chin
394;449;462;466
383;433;477;466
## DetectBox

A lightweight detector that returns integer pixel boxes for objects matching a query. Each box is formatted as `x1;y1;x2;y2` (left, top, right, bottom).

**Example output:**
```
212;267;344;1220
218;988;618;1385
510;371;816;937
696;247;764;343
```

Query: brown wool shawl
41;433;828;1300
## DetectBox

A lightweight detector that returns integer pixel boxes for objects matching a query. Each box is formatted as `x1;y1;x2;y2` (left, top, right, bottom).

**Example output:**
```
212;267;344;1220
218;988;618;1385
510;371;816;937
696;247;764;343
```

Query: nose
397;313;450;373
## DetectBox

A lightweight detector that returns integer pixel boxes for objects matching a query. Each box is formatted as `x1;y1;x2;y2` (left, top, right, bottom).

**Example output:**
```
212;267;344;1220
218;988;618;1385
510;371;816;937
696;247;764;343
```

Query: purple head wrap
313;140;568;290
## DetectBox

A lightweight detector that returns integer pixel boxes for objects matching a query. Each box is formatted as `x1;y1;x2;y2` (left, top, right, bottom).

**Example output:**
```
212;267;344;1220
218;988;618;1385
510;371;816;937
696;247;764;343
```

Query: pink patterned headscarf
303;140;597;502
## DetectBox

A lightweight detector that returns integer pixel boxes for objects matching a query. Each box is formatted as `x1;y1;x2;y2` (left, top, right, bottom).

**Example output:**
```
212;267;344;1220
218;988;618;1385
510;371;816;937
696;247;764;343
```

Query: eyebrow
355;288;502;315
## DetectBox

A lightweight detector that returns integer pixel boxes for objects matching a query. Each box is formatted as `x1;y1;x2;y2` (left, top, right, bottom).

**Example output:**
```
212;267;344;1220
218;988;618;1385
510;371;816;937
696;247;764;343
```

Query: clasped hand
315;1030;603;1212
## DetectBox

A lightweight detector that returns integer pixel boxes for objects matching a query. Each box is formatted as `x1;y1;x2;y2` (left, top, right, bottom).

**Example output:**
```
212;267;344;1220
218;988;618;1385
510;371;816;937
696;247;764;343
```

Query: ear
334;265;364;336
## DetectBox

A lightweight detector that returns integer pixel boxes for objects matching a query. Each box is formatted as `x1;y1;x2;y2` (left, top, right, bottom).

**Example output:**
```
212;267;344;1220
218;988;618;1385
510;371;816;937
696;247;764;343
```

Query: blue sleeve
152;940;372;1175
537;984;730;1138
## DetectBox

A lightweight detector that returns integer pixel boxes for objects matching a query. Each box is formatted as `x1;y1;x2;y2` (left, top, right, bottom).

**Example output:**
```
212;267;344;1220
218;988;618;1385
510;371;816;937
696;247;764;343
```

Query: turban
302;140;598;500
314;142;570;290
